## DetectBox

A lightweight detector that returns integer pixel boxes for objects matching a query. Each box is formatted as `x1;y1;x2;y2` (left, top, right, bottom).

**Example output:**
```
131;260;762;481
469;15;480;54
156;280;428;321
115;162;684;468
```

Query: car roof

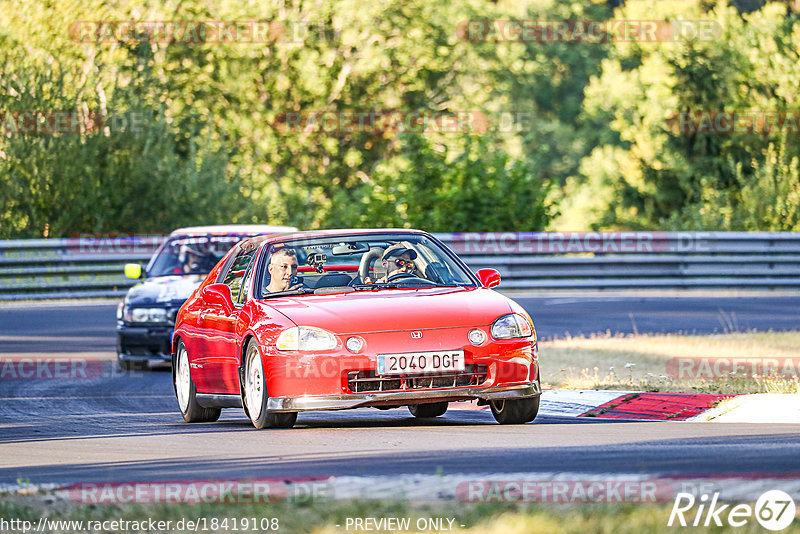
169;224;298;236
240;228;430;248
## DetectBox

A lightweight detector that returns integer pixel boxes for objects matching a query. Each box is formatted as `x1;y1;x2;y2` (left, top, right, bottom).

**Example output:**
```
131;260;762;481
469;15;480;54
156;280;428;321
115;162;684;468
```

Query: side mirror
201;283;234;314
124;263;143;279
476;268;501;289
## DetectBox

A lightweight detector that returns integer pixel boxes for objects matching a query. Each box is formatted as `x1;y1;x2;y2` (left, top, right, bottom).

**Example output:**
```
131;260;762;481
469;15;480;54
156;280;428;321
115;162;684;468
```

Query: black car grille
347;364;488;393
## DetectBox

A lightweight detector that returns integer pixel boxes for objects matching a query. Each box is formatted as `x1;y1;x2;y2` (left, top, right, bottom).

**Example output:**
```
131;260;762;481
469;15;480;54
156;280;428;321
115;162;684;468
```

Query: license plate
377;350;465;375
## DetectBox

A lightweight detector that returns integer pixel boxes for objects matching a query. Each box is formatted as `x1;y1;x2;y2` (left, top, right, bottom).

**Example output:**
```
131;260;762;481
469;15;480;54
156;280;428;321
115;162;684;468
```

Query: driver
265;248;301;293
378;244;417;282
175;243;204;274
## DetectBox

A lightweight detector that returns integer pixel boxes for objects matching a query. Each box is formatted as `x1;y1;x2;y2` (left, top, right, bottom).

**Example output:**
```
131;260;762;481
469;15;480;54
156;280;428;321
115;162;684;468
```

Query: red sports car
172;229;540;428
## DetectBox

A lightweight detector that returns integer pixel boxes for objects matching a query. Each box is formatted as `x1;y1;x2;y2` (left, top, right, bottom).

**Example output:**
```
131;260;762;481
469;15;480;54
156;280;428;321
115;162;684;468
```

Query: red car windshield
257;234;477;297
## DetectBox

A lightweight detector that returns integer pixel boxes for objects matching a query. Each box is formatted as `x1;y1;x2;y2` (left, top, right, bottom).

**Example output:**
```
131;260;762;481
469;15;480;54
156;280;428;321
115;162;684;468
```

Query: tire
243;340;297;429
408;402;448;418
175;341;221;423
490;396;540;424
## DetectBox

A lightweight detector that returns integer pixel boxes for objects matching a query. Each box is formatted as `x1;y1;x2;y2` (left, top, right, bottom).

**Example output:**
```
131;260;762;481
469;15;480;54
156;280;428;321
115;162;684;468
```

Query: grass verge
540;331;800;394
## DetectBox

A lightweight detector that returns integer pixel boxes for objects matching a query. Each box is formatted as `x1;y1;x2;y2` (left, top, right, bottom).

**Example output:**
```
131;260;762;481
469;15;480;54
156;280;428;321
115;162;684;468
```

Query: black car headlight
125;306;169;324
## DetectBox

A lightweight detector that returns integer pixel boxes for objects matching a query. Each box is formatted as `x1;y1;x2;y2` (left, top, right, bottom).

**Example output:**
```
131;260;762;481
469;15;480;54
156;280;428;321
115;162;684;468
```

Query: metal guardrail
0;236;164;300
436;231;800;290
0;232;798;300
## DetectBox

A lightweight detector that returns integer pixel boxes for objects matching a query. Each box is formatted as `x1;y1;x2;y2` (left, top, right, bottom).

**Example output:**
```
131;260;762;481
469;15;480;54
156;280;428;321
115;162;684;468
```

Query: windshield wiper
261;287;315;298
352;281;446;290
352;283;400;291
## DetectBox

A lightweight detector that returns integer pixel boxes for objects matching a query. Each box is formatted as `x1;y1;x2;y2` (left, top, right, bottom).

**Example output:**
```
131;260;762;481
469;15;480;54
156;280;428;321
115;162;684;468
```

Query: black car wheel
490;396;540;424
408;402;449;418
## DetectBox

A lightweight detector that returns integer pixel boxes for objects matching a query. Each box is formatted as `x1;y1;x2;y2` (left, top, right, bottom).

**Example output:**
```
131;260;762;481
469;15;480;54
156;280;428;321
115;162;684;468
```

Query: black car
116;225;297;370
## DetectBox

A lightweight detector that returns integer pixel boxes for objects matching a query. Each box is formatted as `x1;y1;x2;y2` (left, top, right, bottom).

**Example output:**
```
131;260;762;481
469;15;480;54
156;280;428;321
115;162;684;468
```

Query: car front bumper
117;324;173;362
265;380;541;412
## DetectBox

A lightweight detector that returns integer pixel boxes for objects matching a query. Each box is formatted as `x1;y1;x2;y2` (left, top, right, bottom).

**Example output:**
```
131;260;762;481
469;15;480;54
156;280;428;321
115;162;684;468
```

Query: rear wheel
490;396;540;424
243;340;297;429
408;402;448;418
175;341;220;423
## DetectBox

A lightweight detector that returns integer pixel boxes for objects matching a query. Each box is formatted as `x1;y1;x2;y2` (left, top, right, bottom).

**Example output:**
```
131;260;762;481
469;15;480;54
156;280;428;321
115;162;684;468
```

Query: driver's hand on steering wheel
387;270;415;282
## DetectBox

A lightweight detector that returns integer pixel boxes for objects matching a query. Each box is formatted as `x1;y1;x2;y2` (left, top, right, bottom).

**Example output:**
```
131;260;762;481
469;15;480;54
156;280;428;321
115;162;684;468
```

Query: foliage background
1;0;798;238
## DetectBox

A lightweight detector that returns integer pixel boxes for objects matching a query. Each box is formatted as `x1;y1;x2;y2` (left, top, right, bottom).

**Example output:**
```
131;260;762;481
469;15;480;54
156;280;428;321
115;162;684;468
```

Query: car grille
347;364;488;393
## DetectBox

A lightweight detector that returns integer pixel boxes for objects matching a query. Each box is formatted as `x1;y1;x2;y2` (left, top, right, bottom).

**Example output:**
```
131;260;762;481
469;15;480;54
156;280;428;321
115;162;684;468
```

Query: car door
193;244;257;394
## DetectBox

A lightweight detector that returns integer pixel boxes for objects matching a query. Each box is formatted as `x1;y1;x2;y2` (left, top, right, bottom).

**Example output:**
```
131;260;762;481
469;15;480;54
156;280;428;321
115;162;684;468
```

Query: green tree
348;133;555;231
572;0;800;230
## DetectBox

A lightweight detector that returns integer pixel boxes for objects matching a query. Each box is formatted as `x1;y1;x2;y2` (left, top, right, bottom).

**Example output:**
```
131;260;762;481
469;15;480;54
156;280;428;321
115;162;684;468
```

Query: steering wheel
387;273;437;287
387;271;416;282
358;248;383;282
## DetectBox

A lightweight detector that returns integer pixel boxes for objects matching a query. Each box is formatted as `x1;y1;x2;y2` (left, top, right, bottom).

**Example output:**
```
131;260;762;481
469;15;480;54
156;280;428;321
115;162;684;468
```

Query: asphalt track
0;295;799;487
2;294;800;353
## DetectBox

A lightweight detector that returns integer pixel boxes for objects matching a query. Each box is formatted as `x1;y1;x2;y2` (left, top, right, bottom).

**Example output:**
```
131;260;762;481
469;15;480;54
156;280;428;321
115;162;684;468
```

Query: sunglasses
392;258;414;268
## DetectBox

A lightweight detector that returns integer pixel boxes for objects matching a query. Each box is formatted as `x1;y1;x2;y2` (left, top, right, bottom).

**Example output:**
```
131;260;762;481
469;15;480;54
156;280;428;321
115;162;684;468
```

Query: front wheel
408;402;448;418
490;396;540;424
175;341;220;423
243;340;297;429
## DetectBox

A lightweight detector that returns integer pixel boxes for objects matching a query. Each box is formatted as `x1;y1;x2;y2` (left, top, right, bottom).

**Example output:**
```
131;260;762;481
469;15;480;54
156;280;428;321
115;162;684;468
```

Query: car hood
263;287;515;334
124;275;205;307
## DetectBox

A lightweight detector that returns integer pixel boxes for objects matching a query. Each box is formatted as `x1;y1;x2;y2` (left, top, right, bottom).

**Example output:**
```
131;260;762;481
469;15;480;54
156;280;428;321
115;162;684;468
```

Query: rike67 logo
668;490;796;530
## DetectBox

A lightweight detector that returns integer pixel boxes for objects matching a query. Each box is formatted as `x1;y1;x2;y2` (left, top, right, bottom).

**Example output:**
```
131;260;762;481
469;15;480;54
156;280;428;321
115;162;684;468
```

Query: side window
237;259;256;305
222;248;256;304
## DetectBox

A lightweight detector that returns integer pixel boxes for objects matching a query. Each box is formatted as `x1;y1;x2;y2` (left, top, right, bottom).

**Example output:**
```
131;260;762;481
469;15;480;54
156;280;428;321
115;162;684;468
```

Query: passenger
378;244;418;282
265;248;301;293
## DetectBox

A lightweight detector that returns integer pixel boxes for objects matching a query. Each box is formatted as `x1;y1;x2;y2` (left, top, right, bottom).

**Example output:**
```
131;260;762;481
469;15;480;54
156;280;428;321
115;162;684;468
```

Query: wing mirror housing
201;283;234;314
476;268;501;289
124;263;143;279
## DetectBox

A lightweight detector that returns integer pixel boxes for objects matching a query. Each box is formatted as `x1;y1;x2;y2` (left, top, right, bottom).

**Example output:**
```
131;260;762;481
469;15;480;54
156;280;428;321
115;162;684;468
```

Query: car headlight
491;313;533;339
276;326;338;351
128;307;169;324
